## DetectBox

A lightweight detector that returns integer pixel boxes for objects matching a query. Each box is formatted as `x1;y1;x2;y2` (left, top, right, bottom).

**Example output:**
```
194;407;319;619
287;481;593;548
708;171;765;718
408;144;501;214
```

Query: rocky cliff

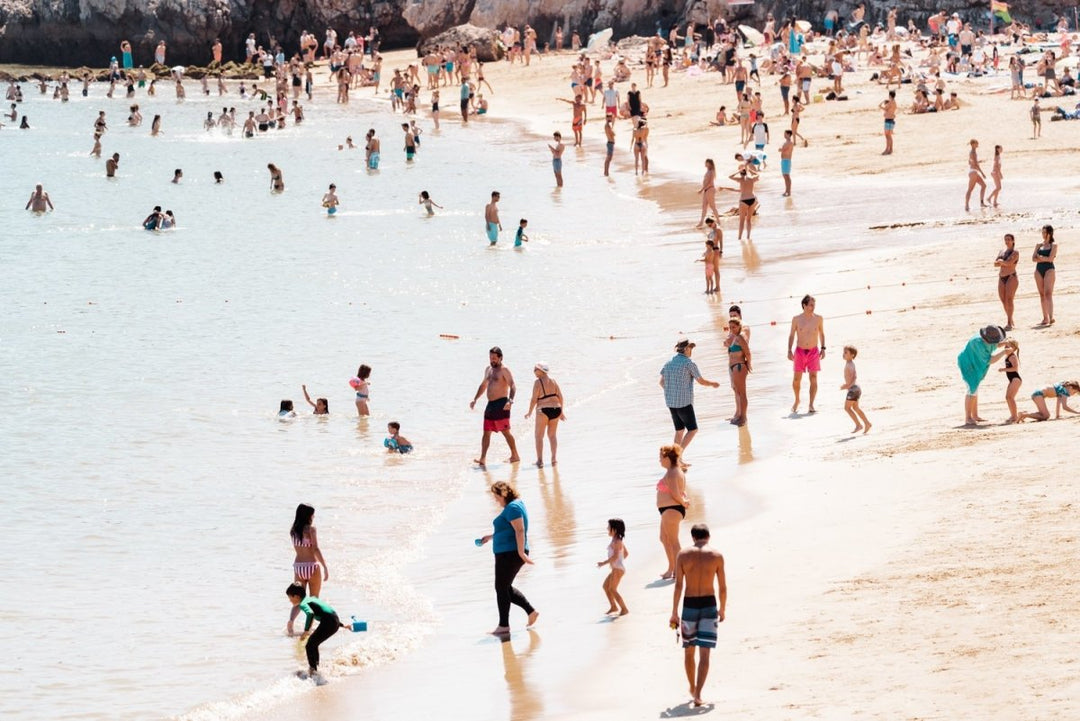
0;0;1071;67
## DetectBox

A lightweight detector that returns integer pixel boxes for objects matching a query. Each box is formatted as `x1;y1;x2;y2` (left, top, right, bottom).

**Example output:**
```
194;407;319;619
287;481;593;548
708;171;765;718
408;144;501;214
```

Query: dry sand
246;39;1080;720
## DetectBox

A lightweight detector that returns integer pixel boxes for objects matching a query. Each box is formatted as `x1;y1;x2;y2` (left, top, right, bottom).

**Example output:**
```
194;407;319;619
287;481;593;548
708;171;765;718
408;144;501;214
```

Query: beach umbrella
587;28;613;52
738;25;765;46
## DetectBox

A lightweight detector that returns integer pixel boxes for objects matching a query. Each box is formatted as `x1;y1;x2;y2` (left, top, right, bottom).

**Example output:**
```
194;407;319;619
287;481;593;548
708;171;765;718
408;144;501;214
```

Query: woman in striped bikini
287;504;330;634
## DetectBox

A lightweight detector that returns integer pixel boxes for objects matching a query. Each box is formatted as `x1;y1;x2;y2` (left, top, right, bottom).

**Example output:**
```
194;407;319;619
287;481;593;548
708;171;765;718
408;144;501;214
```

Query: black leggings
305;616;341;671
494;551;534;627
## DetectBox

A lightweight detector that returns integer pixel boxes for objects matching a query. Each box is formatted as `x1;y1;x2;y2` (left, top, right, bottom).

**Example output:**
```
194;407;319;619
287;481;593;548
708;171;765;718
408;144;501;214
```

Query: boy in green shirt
286;583;346;683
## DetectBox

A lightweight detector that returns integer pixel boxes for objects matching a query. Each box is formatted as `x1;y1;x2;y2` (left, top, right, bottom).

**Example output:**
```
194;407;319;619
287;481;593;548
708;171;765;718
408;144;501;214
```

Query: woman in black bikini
998;338;1022;423
1033;224;1057;326
656;444;689;580
994;233;1019;330
524;363;565;468
728;167;759;241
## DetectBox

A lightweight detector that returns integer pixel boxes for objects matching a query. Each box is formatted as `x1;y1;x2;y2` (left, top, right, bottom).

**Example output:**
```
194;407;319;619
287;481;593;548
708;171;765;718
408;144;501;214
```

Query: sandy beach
173;35;1080;721
7;25;1080;720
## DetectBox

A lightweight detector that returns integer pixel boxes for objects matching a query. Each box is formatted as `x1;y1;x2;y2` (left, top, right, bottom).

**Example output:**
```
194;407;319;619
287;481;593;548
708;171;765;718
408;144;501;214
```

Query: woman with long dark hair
287;503;329;634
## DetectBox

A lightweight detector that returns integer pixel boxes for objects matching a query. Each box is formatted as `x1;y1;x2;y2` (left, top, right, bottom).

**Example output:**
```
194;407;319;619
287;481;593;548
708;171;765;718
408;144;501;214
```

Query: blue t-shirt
492;499;528;554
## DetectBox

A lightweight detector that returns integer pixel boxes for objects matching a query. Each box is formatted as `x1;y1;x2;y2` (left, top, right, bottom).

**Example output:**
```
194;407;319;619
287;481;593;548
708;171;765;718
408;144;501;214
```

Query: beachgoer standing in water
597;518;629;616
964;139;987;211
549;132;565;188
484;191;502;245
660;339;721;457
350;364;371;416
524;362;564;468
285;583;345;686
476;481;538;634
25;184;53;212
286;504;330;634
788;294;825;414
656;444;690;580
470;346;520;468
604;113;616;177
670;523;726;708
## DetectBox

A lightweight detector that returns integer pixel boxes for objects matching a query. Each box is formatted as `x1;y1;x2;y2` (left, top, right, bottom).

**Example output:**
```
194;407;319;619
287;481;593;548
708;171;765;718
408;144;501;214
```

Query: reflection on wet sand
737;424;753;464
741;238;762;273
536;467;576;567
501;630;543;721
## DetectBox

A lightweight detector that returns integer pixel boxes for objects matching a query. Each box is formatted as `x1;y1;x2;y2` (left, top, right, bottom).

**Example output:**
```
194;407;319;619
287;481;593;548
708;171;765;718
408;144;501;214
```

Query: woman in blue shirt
477;481;538;634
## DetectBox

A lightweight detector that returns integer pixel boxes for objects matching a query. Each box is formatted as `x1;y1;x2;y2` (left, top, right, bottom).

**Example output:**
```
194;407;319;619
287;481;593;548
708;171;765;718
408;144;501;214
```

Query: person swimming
384;421;413;453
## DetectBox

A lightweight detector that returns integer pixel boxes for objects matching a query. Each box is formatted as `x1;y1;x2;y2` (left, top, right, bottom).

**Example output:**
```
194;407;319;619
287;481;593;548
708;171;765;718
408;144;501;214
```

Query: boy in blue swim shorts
484;191;502;245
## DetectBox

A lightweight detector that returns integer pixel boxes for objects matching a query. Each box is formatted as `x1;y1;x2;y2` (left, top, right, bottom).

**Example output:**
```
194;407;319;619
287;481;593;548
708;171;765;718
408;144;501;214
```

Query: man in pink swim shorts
787;294;826;413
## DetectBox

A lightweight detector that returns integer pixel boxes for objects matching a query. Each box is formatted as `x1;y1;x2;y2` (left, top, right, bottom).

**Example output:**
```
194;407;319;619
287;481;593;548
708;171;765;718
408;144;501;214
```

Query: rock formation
0;0;1072;67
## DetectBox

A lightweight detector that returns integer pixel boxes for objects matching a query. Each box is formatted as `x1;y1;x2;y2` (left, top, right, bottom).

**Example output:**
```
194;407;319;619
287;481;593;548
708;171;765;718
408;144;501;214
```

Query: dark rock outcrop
0;0;1072;67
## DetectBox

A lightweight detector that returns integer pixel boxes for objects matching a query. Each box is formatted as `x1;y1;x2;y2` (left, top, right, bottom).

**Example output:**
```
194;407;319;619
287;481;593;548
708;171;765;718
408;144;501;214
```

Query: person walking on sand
670;523;726;708
476;481;538;635
957;324;1009;425
597;518;629;616
788;295;825;414
286;503;330;634
25;183;53;212
995;233;1019;330
524;362;564;468
880;90;896;155
548;132;565;188
839;345;871;434
660;339;721;457
998;338;1022;423
656;444;690;580
696;159;719;227
964;139;987;211
1030;97;1041;139
470;346;520;467
604;113;616;177
1033;224;1057;326
484;191;502;245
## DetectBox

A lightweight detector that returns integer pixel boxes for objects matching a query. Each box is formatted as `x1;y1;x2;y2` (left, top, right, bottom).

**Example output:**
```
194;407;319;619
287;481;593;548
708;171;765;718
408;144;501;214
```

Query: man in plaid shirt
660;339;720;455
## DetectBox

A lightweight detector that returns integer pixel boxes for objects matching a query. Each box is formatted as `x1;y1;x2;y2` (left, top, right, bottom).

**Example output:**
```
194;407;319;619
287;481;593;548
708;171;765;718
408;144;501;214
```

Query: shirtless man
779;130;794;196
796;59;813;104
787;294;826;413
469;346;520;468
880;90;896;155
670;523;726;708
25;184;54;212
548;132;565;187
484;191;502;245
105;152;120;178
556;95;587;146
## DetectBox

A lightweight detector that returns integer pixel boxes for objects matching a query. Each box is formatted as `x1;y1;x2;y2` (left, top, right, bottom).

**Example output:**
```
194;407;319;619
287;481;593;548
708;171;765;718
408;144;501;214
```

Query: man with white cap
660;339;721;457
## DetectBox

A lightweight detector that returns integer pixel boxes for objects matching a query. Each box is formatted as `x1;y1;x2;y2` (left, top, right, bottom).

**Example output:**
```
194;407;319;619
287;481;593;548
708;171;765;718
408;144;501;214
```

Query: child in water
418;190;443;216
515;218;529;248
279;399;296;417
384;421;413;453
350;365;371;416
302;385;329;414
286;582;346;686
840;345;871;434
322;183;339;215
597;518;629;615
